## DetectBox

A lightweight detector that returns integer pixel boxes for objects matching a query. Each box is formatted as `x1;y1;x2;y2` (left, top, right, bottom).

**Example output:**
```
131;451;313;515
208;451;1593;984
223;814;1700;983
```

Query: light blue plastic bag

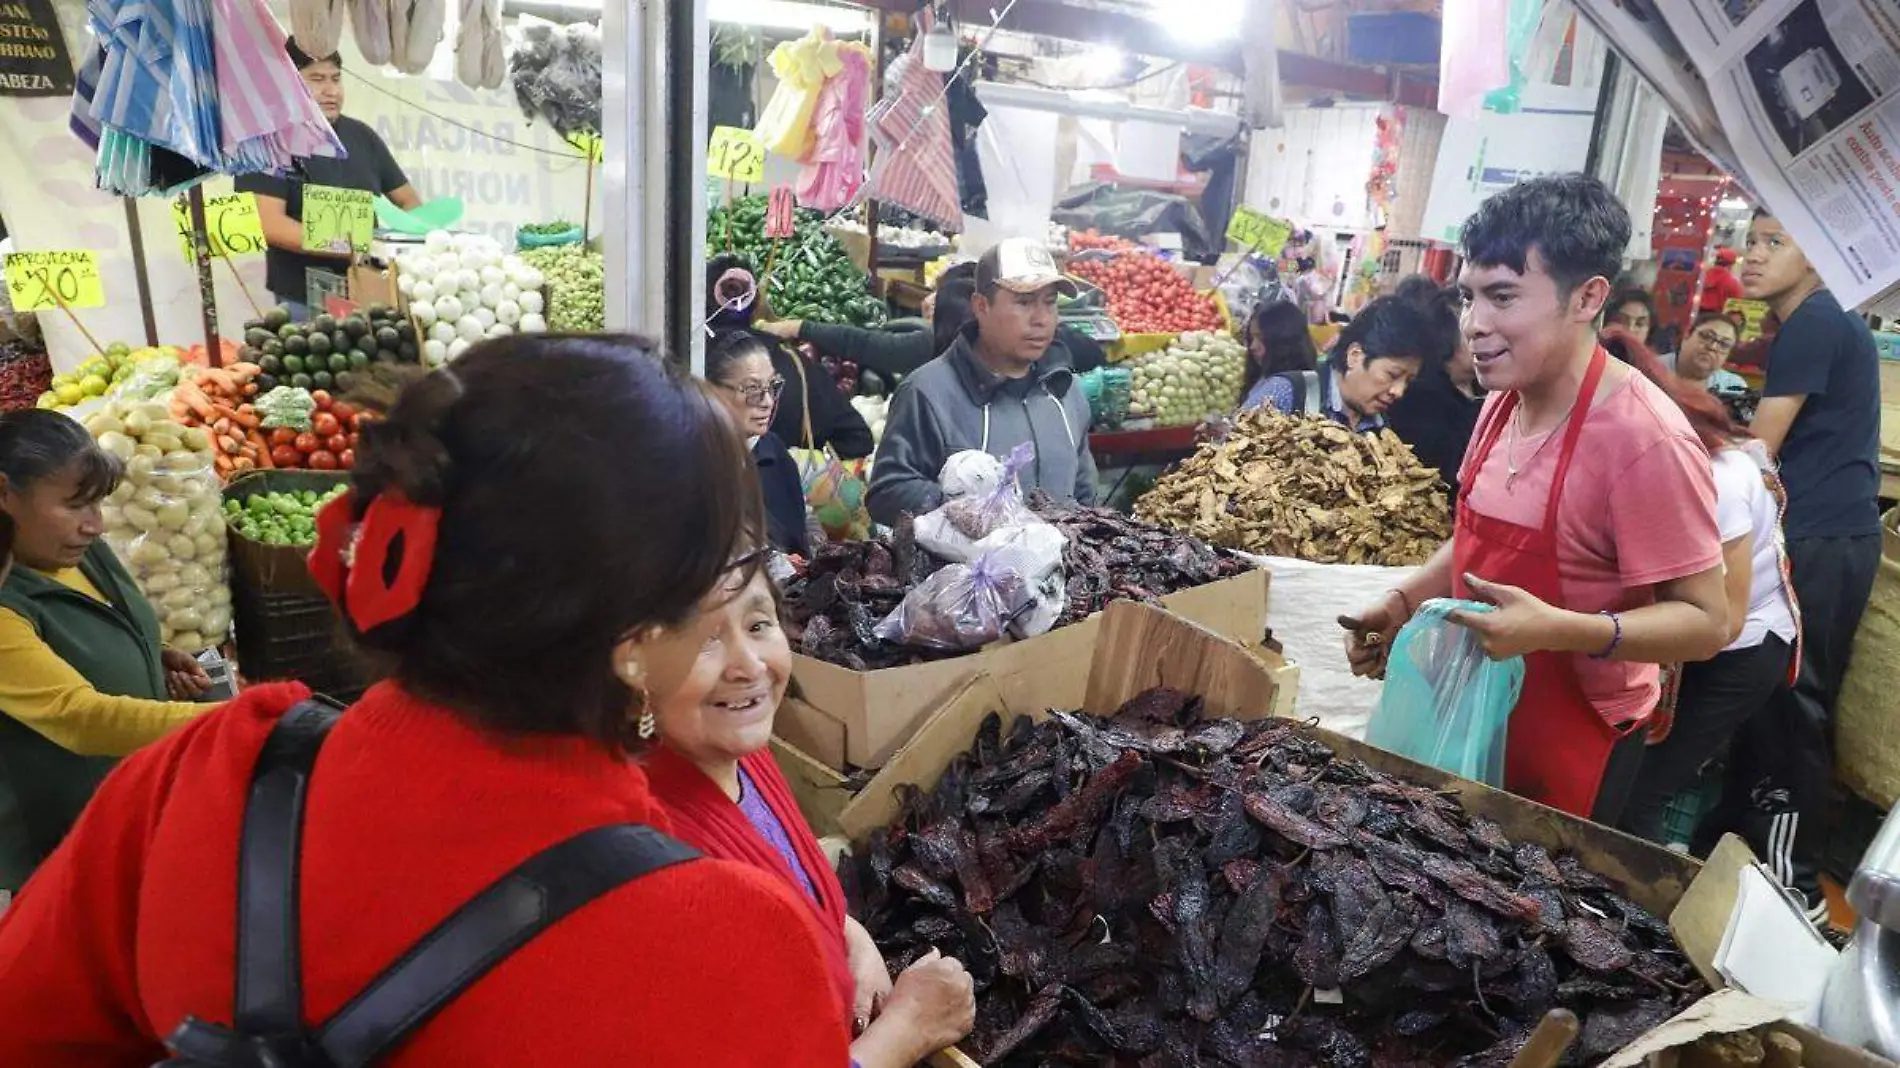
1366;598;1524;786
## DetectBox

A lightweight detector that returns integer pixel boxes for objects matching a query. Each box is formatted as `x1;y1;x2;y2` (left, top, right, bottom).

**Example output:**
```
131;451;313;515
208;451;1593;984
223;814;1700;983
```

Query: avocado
283;335;308;356
255;373;278;393
392;344;413;364
263;306;291;329
342;316;370;339
353;337;376;359
331;330;351;353
277;323;301;341
282;355;306;375
365;303;392;320
258;354;284;376
312;314;337;334
335;372;356;392
328;354;351;374
396;322;417;344
242;318;266;333
307;332;332;357
262;339;285;358
244;328;272;348
312;371;334;390
236;346;258;363
290;373;314;390
375;326;400;349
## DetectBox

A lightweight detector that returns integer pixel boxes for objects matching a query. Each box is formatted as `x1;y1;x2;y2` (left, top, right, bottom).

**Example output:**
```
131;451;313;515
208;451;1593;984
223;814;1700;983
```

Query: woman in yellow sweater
0;410;209;890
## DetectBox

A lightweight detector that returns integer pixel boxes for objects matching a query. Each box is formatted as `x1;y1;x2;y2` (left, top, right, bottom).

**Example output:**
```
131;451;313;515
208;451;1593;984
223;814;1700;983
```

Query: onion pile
395;231;549;366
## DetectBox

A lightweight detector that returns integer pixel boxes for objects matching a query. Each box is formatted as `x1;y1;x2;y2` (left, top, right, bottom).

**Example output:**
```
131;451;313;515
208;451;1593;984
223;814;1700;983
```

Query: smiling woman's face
639;569;791;771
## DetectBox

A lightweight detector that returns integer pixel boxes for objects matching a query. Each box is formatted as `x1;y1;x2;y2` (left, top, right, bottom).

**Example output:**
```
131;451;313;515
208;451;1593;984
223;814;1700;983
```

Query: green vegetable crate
222;470;371;700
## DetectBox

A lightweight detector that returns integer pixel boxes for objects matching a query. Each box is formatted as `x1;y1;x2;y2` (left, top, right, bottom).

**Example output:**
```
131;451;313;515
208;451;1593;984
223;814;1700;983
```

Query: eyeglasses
1692;328;1737;353
720;376;785;406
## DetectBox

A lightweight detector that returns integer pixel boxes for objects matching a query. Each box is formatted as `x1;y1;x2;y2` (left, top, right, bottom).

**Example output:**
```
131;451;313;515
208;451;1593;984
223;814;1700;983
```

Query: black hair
1331;295;1435;368
1607;286;1657;334
1390;275;1463;369
345;334;764;752
1240;299;1319;399
933;269;980;357
0;409;123;505
1690;309;1742;336
0;510;13;570
1459;173;1631;298
286;39;342;70
705;328;772;385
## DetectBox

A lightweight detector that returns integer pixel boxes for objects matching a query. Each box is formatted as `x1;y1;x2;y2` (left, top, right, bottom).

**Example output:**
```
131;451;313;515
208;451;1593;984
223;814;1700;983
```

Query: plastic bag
915;443;1039;562
508;15;601;136
938;449;1004;501
1366;598;1522;786
791;446;871;542
972;521;1067;639
755;32;834;160
874;548;1038;652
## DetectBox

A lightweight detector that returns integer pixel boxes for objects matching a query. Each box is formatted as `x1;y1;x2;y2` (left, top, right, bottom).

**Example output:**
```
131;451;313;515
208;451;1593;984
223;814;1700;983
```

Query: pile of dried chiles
847;690;1703;1066
782;509;1252;669
1135;409;1451;566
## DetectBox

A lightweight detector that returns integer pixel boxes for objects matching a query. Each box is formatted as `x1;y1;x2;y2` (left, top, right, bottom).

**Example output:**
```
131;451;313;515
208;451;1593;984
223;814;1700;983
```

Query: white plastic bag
972;521;1066;639
916;442;1041;563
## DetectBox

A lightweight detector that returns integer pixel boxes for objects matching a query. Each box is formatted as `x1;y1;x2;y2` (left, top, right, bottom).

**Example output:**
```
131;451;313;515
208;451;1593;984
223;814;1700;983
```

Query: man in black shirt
1384;276;1482;500
1735;209;1883;915
234;43;421;317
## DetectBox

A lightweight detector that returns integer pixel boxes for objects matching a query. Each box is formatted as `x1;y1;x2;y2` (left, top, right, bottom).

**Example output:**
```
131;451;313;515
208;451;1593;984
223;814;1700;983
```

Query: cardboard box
792;569;1272;770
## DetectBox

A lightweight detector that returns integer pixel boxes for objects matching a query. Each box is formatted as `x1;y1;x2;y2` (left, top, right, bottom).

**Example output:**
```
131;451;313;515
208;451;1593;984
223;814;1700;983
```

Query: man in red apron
1343;175;1732;823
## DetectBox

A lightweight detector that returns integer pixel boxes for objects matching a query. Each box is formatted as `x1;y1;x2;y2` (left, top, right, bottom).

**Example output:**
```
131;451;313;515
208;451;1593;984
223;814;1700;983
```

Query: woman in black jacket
703;330;810;557
705;253;874;459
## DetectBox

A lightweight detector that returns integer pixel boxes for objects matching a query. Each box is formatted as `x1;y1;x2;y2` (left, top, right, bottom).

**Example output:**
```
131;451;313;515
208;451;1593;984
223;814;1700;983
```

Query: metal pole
669;0;709;374
600;0;647;337
121;199;159;345
186;187;222;366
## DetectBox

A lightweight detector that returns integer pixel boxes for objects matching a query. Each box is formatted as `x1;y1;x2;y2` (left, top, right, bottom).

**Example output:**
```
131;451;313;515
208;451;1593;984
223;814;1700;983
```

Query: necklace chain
1505;401;1579;490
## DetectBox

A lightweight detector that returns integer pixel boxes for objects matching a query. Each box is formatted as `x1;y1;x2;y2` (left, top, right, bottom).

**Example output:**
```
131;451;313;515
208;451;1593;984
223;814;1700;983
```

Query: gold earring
637;709;657;740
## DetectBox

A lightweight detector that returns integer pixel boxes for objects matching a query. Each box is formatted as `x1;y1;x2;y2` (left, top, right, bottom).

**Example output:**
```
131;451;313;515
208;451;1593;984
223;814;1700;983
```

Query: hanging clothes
945;49;989;217
794;42;869;213
756;28;838;160
214;0;348;173
863;37;963;230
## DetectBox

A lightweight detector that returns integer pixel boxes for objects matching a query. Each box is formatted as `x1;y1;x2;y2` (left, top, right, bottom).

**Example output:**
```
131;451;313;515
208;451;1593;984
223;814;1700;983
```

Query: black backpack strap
236;698;344;1037
312;824;699;1068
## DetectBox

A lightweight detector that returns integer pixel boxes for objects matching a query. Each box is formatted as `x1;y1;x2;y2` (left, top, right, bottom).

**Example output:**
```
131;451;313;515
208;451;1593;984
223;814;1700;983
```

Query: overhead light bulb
706;0;872;34
1142;0;1244;43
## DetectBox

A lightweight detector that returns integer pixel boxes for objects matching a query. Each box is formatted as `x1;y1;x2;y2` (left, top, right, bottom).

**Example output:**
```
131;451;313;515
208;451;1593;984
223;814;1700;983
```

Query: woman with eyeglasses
707;330;811;558
1668;311;1748;394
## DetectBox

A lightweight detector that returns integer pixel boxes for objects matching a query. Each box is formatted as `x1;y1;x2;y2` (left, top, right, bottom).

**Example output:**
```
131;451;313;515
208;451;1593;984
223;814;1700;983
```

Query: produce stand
818;601;1893;1068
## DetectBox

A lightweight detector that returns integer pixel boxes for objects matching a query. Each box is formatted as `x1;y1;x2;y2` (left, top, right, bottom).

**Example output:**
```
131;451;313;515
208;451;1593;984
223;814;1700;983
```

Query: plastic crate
230;580;372;701
223;470;350;596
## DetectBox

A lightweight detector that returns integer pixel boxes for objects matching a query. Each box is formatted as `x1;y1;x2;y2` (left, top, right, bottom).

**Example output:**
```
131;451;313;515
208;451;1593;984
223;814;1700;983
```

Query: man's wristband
1590;611;1623;660
1388;587;1415;619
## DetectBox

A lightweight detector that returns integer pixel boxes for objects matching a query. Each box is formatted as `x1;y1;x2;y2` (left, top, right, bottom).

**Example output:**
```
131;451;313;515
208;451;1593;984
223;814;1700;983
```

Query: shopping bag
785;352;872;541
1366;598;1523;786
754;32;835;160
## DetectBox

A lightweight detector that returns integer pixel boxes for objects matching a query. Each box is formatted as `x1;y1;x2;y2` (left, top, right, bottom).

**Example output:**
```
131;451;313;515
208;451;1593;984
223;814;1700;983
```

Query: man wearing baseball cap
867;238;1098;525
1698;247;1744;314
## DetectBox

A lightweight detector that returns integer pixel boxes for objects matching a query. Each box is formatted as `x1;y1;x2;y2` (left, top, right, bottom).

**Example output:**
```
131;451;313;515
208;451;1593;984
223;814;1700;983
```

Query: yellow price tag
565;131;604;162
174;193;267;259
4;251;105;311
1227;206;1292;255
708;126;765;183
301;185;375;254
1725;297;1771;341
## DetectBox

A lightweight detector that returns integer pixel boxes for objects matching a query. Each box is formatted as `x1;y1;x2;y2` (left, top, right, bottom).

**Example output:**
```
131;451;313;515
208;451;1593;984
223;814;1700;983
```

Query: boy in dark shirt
1732;209;1883;916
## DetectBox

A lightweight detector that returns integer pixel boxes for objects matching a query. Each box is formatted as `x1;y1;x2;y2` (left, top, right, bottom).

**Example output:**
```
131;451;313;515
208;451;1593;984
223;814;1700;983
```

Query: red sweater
0;682;850;1067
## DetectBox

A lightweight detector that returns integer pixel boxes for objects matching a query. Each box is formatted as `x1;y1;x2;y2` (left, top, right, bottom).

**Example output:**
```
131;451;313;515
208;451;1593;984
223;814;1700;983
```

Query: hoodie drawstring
980;404;992;453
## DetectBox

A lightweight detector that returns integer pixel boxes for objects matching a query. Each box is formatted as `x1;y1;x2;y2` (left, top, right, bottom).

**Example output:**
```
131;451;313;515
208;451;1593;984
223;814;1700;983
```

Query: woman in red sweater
0;336;851;1066
640;565;975;1068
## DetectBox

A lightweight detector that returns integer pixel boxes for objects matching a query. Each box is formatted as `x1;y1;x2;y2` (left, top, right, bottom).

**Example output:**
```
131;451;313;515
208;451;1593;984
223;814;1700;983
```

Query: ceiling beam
861;0;1438;107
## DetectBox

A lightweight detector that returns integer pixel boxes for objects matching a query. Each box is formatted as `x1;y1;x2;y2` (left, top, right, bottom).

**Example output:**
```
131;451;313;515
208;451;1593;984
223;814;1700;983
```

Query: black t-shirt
1762;288;1882;539
1384;367;1484;501
234;116;410;304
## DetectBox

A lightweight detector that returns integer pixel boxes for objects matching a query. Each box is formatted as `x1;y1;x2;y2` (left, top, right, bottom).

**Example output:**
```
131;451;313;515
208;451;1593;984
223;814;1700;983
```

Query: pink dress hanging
795;44;870;213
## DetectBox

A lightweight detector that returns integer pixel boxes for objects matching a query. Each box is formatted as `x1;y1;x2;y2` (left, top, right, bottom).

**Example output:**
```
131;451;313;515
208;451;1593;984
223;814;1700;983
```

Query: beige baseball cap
977;238;1078;297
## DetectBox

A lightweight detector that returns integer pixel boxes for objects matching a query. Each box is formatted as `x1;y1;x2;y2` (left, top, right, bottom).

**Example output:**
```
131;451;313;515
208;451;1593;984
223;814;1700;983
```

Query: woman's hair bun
351;367;463;508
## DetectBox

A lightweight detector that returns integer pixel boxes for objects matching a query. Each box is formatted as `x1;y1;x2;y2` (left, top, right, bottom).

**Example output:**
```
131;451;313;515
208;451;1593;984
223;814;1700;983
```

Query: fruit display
255;389;363;472
170;363;271;479
224;484;349;548
86;396;231;649
708;194;886;327
1069;253;1225;335
1135;408;1452;566
852;688;1704;1067
238;305;410;394
518;244;604;332
0;340;52;412
395;231;551;363
1066;227;1141;254
38;343;184;410
1124;331;1247;426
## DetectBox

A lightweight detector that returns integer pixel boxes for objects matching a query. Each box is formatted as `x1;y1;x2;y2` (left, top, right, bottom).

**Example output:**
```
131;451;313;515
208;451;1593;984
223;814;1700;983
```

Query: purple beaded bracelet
1591;611;1623;660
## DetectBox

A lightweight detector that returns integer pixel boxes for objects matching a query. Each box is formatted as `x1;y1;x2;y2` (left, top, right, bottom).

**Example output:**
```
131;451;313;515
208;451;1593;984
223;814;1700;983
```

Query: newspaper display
1575;0;1900;307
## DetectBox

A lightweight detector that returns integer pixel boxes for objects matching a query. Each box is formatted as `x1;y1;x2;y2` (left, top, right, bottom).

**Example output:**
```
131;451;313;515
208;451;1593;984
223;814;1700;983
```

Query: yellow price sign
1725;297;1771;341
301;185;375;254
174;193;266;259
566;131;603;162
1227;205;1292;255
4;250;105;311
708;126;765;183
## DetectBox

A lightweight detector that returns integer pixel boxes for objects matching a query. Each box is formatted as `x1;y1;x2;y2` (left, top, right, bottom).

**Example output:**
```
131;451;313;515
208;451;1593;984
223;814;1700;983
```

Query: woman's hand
757;319;802;341
844;917;893;1033
160;648;212;701
851;949;975;1068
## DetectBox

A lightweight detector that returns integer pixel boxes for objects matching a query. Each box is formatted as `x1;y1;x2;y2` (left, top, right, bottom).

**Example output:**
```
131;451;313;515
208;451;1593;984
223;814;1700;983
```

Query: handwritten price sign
707;126;765;183
174;193;266;259
4;250;104;311
1227;206;1293;256
566;131;603;163
301;185;375;254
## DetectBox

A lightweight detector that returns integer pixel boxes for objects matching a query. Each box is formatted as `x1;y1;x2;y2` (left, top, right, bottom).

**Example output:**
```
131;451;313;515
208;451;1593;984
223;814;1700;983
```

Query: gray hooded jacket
867;327;1097;526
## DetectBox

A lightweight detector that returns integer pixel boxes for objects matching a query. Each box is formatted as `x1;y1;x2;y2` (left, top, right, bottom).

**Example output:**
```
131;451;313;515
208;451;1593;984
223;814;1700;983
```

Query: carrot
212;417;233;438
175;380;217;422
228;405;260;430
199;368;240;396
232;457;257;473
243;382;258;397
218;434;243;456
226;362;262;379
214;454;235;477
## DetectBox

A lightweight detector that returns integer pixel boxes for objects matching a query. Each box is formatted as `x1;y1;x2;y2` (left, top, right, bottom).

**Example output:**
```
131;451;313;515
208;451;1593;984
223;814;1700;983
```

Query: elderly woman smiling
639;562;976;1068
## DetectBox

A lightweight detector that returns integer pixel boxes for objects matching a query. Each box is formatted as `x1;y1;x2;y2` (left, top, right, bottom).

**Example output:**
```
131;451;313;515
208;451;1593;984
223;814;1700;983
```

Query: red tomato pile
1069;254;1224;335
1067;228;1140;254
265;391;364;471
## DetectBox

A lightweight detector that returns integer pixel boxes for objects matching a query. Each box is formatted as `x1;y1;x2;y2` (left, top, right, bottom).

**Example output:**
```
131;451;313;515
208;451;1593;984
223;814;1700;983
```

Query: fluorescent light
1139;0;1244;42
708;0;872;33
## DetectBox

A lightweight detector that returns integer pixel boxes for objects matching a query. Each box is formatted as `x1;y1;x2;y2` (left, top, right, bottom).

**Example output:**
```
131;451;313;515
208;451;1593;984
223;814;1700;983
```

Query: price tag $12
708;126;765;184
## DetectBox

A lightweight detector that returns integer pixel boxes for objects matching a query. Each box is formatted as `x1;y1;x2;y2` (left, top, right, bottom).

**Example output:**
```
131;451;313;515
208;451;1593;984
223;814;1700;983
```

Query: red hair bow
308;489;441;633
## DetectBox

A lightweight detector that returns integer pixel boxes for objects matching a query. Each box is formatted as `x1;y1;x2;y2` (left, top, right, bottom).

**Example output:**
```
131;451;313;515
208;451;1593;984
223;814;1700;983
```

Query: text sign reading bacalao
707;126;765;184
4;250;104;311
1227;206;1293;256
0;0;74;96
301;185;375;254
174;193;267;259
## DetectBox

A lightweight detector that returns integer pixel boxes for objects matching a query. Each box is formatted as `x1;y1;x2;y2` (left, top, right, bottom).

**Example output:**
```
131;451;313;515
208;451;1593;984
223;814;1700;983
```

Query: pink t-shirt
1461;370;1723;725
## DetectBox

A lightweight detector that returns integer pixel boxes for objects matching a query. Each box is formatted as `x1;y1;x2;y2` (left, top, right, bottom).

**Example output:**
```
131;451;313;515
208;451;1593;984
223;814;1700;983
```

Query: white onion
423;339;448;366
479;283;504;309
519;291;544;315
447;338;472;361
473;306;497;330
412;301;438;326
513;266;544;290
480;266;507;288
501;282;521;303
495;299;521;325
397;275;415;297
519;312;547;333
425;230;453;250
430;321;458;345
435;295;464;321
455;315;486;342
487;323;514;338
411;280;437;305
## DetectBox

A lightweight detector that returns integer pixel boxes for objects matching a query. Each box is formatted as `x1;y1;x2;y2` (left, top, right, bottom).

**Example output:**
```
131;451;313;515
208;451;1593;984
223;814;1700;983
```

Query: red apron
1453;347;1620;818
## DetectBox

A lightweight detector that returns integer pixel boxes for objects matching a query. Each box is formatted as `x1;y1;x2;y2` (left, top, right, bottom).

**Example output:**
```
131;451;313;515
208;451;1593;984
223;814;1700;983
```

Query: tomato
311;412;341;437
330;402;355;424
294;432;320;454
339;449;355;469
309;390;333;411
271;445;302;468
308;450;339;471
265;427;295;448
326;434;350;454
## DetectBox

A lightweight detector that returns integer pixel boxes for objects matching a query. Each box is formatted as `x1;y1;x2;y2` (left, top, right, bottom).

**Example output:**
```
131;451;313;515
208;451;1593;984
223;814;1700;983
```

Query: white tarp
1576;0;1900;307
1243;553;1417;741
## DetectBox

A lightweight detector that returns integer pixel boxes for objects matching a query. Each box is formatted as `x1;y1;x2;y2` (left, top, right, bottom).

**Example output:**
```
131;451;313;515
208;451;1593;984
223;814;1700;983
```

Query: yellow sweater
0;568;204;757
